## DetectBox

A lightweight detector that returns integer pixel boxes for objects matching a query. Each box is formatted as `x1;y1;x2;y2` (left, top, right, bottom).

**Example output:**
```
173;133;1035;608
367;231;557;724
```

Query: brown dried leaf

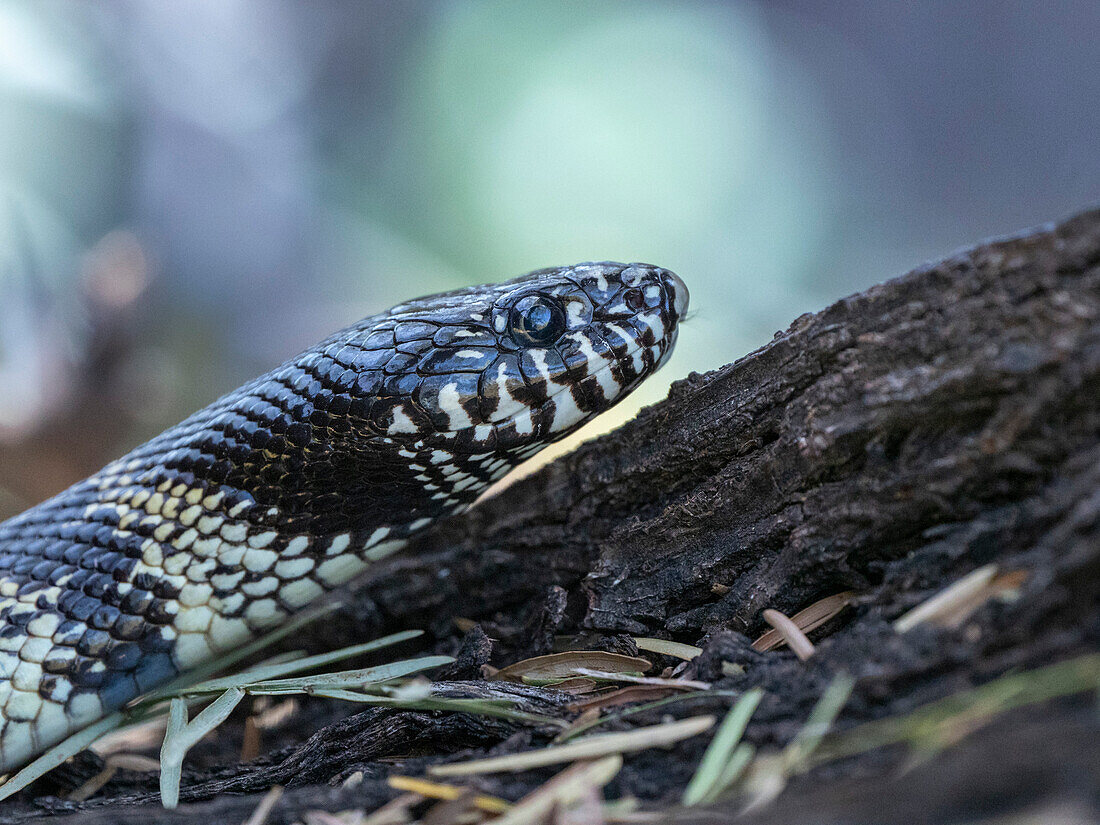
752;592;855;652
494;651;652;683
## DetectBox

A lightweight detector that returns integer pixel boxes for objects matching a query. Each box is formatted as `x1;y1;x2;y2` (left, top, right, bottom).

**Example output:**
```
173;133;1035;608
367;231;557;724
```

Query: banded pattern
0;262;687;771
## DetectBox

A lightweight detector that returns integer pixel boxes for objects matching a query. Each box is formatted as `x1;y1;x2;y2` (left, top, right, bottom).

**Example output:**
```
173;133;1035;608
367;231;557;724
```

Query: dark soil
3;208;1099;824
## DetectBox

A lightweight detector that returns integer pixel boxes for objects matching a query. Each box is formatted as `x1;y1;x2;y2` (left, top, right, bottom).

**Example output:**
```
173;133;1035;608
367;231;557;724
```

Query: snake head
366;262;688;461
221;262;688;529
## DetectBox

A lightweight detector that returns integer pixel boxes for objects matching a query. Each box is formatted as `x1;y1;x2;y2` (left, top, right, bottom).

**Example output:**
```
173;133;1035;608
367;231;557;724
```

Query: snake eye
509;295;567;347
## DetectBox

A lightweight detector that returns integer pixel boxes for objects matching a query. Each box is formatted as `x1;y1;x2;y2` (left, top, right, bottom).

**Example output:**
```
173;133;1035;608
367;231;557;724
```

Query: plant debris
751;592;854;652
428;716;716;777
493;652;653;684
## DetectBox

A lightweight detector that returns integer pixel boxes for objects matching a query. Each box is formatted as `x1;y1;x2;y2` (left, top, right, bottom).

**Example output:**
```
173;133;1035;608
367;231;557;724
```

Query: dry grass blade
633;638;703;661
759;610;815;660
752;592;854;652
682;688;762;806
241;714;262;761
556;708;603;743
739;753;787;816
721;662;745;677
388;775;510;814
492;754;623;825
568;668;710;690
305;811;362;825
557;784;604;825
243;785;284;825
362;792;421;825
536;677;600;694
894;564;998;632
567;685;682;712
90;714;171;758
68;753;161;802
109;753;162;770
420;789;479;824
68;766;119;803
894;564;1026;632
559;690;742;743
430;715;716;777
495;651;652;683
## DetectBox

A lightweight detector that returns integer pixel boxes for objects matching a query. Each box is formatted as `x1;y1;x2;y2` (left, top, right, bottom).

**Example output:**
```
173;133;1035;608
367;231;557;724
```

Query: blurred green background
1;0;1097;514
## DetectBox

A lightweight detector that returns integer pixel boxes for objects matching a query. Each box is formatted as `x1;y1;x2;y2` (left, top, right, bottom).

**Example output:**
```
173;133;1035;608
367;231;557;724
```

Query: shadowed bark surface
4;208;1099;823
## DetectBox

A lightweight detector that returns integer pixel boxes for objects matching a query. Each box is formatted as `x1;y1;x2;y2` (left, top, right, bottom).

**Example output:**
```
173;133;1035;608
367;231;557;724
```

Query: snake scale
0;262;687;773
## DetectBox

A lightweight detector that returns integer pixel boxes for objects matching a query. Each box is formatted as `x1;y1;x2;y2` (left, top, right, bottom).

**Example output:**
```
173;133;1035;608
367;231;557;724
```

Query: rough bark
4;208;1099;823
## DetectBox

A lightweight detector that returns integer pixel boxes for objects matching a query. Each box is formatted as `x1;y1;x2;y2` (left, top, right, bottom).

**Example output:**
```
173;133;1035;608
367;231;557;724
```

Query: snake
0;262;687;773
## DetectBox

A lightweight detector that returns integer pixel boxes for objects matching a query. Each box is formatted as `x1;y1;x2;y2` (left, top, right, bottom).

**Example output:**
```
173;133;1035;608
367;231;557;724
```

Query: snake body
0;262;687;772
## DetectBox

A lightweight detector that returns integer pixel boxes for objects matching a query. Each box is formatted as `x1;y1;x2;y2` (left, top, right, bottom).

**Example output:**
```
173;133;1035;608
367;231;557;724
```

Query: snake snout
662;269;690;321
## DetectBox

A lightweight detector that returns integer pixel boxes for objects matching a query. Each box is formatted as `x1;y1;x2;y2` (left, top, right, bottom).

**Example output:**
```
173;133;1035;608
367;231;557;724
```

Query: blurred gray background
1;0;1097;515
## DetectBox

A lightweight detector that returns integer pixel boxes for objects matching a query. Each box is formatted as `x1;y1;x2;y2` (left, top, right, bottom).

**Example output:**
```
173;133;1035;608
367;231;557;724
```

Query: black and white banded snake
0;262;688;773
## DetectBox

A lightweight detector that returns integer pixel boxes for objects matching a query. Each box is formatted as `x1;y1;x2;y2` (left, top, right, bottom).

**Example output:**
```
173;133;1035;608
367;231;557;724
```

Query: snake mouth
437;329;675;456
533;323;677;439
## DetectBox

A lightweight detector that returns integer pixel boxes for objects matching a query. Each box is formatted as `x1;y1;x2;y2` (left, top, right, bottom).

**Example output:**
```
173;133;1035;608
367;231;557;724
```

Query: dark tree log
335;210;1100;651
4;208;1098;823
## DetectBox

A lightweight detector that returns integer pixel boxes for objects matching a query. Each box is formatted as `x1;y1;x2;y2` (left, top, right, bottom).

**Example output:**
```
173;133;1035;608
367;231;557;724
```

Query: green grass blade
818;653;1100;763
148;630;425;700
784;672;855;772
703;742;755;805
241;655;454;694
310;689;568;727
160;688;245;808
682;688;762;806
